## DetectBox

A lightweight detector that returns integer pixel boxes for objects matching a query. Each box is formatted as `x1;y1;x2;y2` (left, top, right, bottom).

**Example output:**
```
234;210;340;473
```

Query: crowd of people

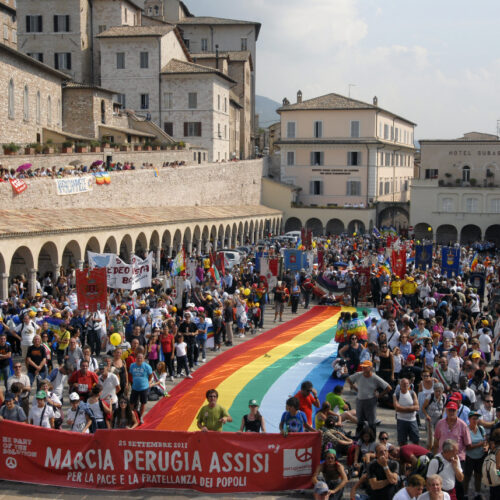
0;232;500;499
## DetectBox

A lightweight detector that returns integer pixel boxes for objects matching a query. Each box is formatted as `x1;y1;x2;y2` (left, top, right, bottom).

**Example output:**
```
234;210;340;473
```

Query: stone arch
305;218;323;236
183;227;192;254
9;245;34;280
62;240;81;270
224;225;231;247
284;217;302;232
258;220;264;240
325;218;345;236
0;251;6;299
369;220;374;231
460;224;481;245
378;206;409;229
231;223;238;247
209;225;217;251
237;222;243;245
150;230;160;252
193;225;201;255
172;229;182;254
436;225;458;245
162;229;172;256
103;236;117;254
249;220;256;243
37;241;58;280
485;225;500;246
347;220;365;235
85;237;100;262
414;223;433;242
134;232;148;257
119;234;133;261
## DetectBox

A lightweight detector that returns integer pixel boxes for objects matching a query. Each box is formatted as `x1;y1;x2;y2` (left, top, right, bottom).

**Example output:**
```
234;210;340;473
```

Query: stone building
16;0;142;84
0;0;17;49
0;42;66;145
410;132;500;246
277;91;416;211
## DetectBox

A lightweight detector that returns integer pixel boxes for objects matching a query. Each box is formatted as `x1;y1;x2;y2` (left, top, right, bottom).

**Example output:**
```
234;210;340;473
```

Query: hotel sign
311;168;359;175
449;150;500;156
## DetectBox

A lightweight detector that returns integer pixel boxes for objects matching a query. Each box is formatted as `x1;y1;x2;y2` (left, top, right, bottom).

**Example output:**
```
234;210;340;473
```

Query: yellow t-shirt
57;329;70;351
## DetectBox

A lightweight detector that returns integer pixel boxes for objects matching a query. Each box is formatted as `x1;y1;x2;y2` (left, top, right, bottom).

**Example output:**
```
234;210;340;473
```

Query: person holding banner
197;389;232;432
129;352;153;420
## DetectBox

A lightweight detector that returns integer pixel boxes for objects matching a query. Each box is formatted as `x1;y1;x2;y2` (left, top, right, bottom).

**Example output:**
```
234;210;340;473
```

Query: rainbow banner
142;306;380;433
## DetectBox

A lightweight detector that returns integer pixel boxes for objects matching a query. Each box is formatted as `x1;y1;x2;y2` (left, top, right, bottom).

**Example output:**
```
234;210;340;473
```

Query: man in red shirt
68;360;98;401
294;380;320;426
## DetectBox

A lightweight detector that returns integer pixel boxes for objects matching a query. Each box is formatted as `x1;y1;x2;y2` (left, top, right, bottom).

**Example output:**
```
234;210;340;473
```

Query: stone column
28;268;37;297
155;248;161;272
53;262;61;281
78;260;85;271
186;241;192;256
0;273;9;301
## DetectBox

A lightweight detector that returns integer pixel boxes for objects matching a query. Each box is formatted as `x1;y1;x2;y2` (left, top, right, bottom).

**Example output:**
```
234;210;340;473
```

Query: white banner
55;176;93;195
87;252;153;290
260;257;278;289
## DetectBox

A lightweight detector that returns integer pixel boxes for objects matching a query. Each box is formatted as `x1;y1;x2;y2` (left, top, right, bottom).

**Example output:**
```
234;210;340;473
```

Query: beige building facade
277;92;415;209
0;0;17;49
410;132;500;246
0;42;66;145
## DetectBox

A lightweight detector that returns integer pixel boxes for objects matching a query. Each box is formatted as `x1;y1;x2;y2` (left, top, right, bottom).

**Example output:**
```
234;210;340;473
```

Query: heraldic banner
75;268;107;312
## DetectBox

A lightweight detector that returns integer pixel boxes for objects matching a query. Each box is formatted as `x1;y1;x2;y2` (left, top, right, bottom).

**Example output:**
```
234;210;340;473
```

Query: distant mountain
256;95;281;129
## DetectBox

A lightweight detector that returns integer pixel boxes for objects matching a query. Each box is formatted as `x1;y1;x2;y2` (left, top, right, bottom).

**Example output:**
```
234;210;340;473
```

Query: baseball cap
471;352;481;359
4;392;15;402
450;392;462;401
69;392;80;401
36;390;47;399
360;360;373;368
407;354;416;361
446;401;458;411
469;411;481;418
248;399;259;407
314;482;329;495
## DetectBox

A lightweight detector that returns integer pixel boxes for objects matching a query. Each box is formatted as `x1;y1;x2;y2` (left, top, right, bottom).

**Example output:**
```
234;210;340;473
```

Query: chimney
282;97;290;106
297;90;303;104
215;44;219;70
373;96;378;106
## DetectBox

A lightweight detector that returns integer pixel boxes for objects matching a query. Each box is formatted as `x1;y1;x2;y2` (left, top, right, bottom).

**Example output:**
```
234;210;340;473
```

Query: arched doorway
9;246;34;282
284;217;302;232
377;206;409;229
134;232;148;258
306;218;323;236
436;225;458;245
325;218;345;235
183;227;192;254
150;230;160;254
414;223;432;242
103;236;117;254
192;225;201;255
161;230;172;257
62;240;81;271
347;220;365;235
85;237;100;264
119;234;132;261
172;229;182;255
460;225;481;244
37;242;58;281
224;225;231;247
485;225;500;246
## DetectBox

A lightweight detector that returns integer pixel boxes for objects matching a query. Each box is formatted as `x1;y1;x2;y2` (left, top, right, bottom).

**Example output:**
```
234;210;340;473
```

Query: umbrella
91;160;103;167
63;165;75;171
16;163;32;172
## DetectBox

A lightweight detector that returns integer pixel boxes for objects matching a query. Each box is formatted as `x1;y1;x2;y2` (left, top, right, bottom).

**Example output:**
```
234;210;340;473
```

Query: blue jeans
28;367;48;388
0;365;10;389
396;418;420;445
197;338;206;359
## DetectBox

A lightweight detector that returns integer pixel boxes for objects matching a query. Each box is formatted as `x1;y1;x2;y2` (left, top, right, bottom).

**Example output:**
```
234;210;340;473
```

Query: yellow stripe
186;308;351;431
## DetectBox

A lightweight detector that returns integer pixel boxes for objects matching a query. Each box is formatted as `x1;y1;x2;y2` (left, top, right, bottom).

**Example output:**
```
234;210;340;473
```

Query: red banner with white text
10;178;27;194
0;421;320;492
75;268;108;312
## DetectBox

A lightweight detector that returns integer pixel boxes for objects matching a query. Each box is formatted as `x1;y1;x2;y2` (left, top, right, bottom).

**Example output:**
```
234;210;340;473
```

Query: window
8;78;14;119
351;120;360;138
217;123;221;138
53;15;70;32
313;121;322;138
23;85;29;121
184;39;190;49
47;96;51;125
465;197;478;212
54;52;71;70
462;165;471;182
163;92;173;109
217;94;220;110
115;93;126;108
98;25;107;34
101;100;105;124
346;180;361;196
184;122;202;137
3;24;8;40
390;126;394;140
36;90;40;123
347;151;361;166
27;52;43;62
26;15;42;33
140;52;149;69
310;180;323;195
310;151;324;166
425;169;438;179
286;151;295;166
201;38;208;51
12;29;16;43
379;181;383;195
224;124;227;138
116;52;125;69
383;124;389;140
395;127;399;142
188;92;197;109
491;199;500;213
286;122;296;138
385;181;390;194
441;198;454;212
140;93;149;109
224;97;227;112
163;122;173;136
241;38;248;50
385;152;391;166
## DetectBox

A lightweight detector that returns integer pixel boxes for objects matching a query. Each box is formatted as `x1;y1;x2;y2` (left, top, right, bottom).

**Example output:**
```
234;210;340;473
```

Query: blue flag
283;249;304;272
415;244;433;270
372;227;381;239
441;247;461;277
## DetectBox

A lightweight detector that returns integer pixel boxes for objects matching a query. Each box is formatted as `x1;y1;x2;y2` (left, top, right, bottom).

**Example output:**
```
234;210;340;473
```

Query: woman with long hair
112;397;139;429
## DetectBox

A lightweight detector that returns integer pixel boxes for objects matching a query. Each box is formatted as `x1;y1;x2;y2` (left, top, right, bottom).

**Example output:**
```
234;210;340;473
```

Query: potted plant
455;178;461;185
160;142;169;150
445;172;452;178
133;143;142;151
152;140;162;151
486;169;494;178
470;178;477;186
120;144;129;151
438;179;445;186
25;143;38;155
100;138;111;148
62;140;74;153
75;142;88;153
43;140;54;154
2;142;20;155
178;141;186;149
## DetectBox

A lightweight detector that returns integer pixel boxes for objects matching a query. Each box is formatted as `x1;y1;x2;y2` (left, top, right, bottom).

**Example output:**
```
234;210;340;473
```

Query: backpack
426;455;445;476
72;402;97;433
482;450;500;487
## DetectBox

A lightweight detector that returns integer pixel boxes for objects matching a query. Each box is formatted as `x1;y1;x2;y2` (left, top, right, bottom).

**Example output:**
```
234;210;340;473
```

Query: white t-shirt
66;406;90;433
426;454;461;491
418;493;450;500
175;341;187;357
99;372;120;405
16;321;37;346
367;325;379;343
395;390;417;421
393;487;417;500
479;332;492;353
28;403;55;428
7;373;31;392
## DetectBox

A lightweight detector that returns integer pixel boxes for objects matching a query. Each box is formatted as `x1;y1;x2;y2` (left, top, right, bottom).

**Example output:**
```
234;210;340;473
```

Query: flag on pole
470;252;478;271
208;264;220;284
172;248;185;276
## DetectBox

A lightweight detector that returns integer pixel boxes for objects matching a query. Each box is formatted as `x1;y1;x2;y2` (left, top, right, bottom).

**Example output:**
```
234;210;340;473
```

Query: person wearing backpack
482;428;500;499
28;390;54;429
393;378;420;446
66;392;92;433
427;439;464;500
464;411;487;499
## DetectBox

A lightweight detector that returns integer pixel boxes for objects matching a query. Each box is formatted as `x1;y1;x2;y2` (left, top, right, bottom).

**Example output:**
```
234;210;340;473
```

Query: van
284;230;302;243
219;250;241;269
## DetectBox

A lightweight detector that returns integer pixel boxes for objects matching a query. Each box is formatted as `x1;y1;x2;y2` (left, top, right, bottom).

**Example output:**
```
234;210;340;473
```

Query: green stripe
224;324;337;432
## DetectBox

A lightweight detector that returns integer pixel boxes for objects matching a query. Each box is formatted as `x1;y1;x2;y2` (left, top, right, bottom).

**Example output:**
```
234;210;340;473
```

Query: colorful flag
441;247;461;277
208;264;220;284
470;252;478;271
415;244;433;270
171;249;185;276
154;167;159;178
372;227;381;239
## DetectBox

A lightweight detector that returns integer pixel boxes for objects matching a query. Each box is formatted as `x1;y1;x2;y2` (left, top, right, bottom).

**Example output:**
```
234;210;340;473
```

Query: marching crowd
0;233;500;499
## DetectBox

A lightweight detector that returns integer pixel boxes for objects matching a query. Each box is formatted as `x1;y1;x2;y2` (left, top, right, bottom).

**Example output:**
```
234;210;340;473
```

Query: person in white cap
66;392;92;433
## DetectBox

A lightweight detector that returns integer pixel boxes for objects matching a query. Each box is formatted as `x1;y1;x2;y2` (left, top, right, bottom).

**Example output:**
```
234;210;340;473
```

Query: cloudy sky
186;0;500;140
